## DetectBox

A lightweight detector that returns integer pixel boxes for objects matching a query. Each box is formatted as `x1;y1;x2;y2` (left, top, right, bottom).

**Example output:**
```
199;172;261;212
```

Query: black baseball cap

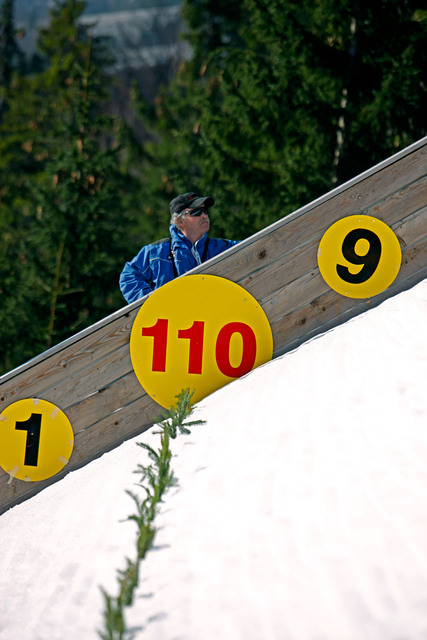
169;192;215;214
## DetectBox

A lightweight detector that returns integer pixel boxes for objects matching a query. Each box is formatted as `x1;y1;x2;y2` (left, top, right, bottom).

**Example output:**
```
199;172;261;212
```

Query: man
119;192;238;303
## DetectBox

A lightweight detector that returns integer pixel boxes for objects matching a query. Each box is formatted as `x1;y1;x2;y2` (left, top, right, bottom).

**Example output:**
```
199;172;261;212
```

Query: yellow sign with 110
130;274;273;408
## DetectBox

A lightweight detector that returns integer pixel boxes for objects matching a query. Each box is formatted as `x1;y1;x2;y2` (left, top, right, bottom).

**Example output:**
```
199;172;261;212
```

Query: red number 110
141;318;257;378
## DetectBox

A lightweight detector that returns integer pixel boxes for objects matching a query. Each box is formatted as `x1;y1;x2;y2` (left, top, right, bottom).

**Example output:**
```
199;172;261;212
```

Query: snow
0;279;426;640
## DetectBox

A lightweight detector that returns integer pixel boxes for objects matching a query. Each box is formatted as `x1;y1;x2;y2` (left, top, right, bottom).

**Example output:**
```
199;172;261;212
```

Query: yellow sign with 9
130;275;273;409
317;215;402;298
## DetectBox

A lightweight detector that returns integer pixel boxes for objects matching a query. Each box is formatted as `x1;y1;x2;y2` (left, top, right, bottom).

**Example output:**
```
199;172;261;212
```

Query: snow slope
0;279;426;640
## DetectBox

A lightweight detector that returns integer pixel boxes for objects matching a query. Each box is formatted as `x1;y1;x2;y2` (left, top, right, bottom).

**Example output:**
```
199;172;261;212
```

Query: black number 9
336;228;382;284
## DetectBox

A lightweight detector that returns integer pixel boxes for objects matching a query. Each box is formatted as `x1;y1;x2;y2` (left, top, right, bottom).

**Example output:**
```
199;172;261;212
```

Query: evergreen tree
0;0;41;372
326;0;427;181
0;0;141;373
135;0;426;239
0;0;25;118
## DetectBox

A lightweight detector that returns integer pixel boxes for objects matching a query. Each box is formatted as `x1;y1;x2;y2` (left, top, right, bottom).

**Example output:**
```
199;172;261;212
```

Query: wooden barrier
1;136;426;514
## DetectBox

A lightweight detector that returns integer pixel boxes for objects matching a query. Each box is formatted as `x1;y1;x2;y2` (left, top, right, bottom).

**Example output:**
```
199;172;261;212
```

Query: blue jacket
120;225;238;303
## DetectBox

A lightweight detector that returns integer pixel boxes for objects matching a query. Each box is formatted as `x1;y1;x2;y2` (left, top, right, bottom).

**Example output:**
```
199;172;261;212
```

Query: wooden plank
66;370;144;435
393;206;427;247
74;393;163;455
41;343;134;409
0;307;139;410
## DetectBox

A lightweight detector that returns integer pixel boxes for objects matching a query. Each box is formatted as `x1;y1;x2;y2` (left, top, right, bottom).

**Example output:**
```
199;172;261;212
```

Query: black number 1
15;412;42;466
336;228;382;284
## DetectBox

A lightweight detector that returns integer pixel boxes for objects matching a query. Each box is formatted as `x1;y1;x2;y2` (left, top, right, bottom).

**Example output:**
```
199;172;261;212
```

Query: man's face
177;206;210;241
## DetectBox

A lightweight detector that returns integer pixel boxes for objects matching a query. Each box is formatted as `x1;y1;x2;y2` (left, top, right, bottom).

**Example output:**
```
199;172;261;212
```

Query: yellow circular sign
0;399;74;482
317;215;402;298
130;275;273;409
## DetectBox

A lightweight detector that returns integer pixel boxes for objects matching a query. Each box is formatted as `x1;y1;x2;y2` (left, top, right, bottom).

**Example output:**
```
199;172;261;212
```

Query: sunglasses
187;207;209;217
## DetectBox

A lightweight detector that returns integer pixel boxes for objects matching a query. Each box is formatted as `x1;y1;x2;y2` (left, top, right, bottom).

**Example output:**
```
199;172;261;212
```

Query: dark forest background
0;0;426;374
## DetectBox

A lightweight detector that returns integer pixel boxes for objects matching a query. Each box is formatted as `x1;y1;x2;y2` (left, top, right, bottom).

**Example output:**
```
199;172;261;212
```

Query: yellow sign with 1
130;274;273;409
0;398;74;482
317;215;402;298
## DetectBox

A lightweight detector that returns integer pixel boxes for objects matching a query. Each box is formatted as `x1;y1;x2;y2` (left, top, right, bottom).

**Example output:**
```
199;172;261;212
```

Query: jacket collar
170;225;208;251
